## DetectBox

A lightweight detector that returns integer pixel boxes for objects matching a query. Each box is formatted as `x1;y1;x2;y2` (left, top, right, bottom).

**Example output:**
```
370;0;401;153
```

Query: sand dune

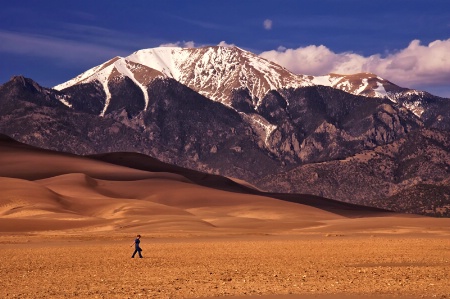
2;134;450;235
34;172;343;233
0;136;157;181
1;133;450;235
0;177;68;217
0;135;361;234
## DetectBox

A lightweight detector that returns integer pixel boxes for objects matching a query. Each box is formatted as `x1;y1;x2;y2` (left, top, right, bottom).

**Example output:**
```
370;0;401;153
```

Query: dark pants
132;248;143;258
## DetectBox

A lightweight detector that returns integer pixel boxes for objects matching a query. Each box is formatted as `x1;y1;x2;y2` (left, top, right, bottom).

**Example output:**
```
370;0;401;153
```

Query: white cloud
159;40;235;49
260;39;450;90
159;40;196;48
263;19;273;30
217;41;235;47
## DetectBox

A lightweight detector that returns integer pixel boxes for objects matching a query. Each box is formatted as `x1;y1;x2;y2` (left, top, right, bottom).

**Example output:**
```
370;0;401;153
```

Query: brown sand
1;234;449;298
1;137;450;298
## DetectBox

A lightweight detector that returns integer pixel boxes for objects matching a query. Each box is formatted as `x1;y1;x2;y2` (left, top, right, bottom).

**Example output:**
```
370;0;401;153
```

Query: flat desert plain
1;136;450;299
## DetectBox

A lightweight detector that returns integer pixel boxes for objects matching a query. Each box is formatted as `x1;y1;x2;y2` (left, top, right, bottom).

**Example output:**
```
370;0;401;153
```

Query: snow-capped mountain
55;46;311;110
54;45;442;120
54;56;165;115
311;73;403;98
310;72;436;118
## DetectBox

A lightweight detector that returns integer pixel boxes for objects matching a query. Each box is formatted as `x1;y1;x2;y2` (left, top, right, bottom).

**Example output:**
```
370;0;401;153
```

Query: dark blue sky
1;0;449;96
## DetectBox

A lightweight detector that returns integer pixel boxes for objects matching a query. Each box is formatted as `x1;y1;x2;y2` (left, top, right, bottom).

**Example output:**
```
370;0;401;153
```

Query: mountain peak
9;75;28;87
7;75;44;93
311;72;407;98
56;46;310;107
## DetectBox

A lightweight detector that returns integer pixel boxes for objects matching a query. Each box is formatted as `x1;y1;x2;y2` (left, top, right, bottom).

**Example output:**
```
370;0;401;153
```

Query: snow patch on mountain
310;75;334;87
100;75;112;117
355;79;369;94
403;101;425;117
126;47;189;80
373;82;388;98
55;94;72;108
114;59;150;109
240;113;277;146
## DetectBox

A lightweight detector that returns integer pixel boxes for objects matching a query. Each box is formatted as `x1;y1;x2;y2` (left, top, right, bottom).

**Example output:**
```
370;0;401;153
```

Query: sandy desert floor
1;136;450;298
1;231;449;299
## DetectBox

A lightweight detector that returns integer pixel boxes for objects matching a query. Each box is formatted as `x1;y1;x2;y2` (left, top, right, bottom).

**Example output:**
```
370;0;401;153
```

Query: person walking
130;234;143;258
